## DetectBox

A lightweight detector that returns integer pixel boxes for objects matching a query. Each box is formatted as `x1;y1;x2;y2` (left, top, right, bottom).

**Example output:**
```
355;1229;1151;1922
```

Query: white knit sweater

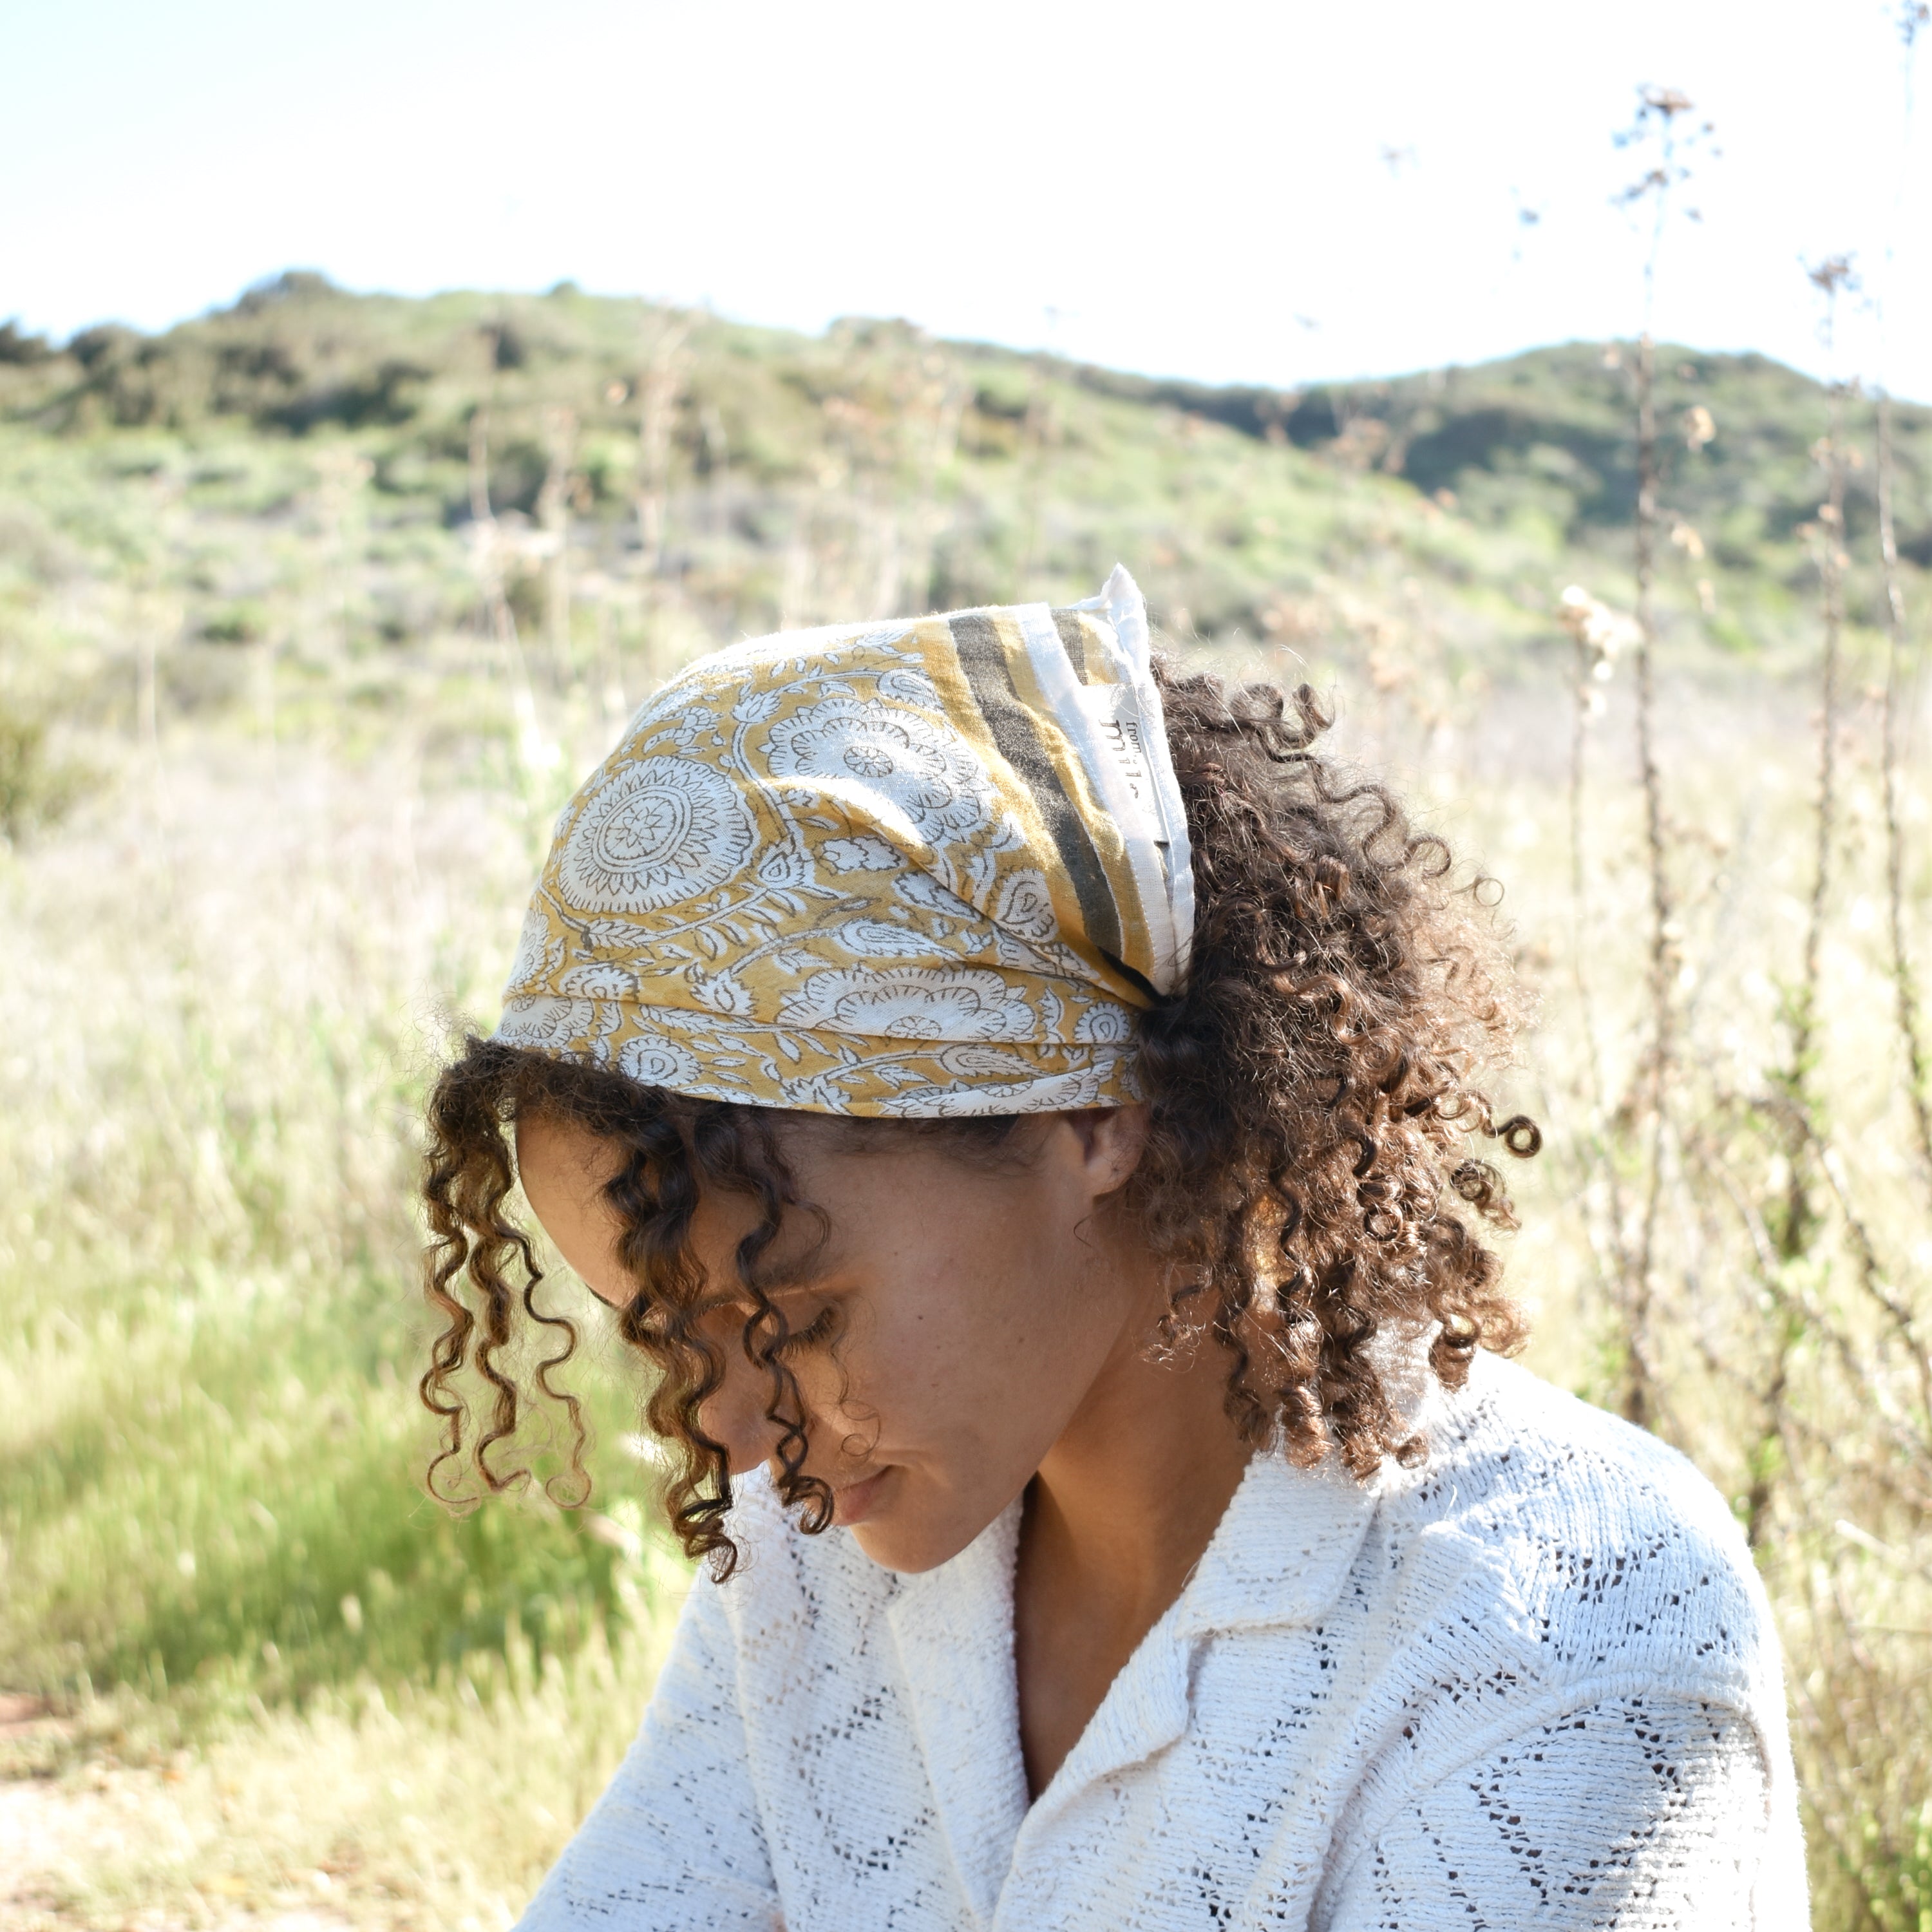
522;1355;1806;1929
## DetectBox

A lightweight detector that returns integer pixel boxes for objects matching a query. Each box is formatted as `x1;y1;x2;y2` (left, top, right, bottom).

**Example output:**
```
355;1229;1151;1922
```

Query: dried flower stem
1566;639;1610;1122
466;402;545;795
1605;84;1714;1432
1627;326;1672;1429
1780;381;1851;1262
1802;1114;1932;1437
1017;352;1052;591
1877;392;1932;1183
538;405;578;690
468;404;519;663
636;312;692;576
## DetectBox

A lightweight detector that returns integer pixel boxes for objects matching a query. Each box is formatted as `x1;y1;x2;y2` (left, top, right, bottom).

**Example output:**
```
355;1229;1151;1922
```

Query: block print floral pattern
496;581;1186;1117
763;698;993;851
557;760;757;913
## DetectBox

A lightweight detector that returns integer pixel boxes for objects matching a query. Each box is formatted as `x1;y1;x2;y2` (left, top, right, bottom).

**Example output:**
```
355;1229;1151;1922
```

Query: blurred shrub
0;697;84;842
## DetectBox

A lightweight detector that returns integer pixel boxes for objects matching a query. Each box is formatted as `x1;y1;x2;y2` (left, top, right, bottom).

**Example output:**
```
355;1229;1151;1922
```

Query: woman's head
421;643;1538;1577
508;1095;1158;1573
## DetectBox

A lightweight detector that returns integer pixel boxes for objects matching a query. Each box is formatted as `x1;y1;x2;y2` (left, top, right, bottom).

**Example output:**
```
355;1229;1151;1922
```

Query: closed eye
770;1305;838;1359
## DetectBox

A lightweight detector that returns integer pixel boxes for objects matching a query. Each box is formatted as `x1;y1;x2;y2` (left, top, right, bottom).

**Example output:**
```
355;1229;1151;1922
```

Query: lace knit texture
520;1356;1806;1930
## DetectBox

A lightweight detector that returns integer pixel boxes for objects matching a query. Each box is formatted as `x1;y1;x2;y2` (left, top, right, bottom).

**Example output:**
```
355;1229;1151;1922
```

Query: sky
5;0;1929;398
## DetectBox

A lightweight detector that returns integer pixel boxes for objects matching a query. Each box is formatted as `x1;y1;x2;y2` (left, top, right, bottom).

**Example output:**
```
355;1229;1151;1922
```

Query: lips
830;1468;892;1528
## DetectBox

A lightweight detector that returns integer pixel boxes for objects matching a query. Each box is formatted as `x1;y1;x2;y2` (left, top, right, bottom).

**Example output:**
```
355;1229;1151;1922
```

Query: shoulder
1375;1354;1777;1709
1409;1351;1742;1548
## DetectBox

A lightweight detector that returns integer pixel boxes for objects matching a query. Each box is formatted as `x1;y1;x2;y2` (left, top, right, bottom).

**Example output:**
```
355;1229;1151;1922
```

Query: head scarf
495;566;1192;1117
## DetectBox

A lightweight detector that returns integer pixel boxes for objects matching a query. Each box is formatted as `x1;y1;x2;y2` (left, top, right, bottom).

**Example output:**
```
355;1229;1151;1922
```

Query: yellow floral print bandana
495;567;1193;1116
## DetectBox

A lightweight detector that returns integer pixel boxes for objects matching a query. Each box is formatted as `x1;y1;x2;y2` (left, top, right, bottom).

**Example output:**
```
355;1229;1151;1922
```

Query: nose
696;1359;786;1479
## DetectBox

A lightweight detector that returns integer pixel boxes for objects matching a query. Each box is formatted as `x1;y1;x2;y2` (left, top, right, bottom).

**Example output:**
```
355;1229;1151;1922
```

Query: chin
835;1463;1021;1575
849;1510;981;1575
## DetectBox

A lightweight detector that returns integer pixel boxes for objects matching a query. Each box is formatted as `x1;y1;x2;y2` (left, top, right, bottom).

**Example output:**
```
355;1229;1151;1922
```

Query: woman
422;569;1803;1929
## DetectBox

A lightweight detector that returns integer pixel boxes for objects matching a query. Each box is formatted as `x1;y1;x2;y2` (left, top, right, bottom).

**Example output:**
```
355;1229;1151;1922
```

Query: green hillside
3;270;1924;745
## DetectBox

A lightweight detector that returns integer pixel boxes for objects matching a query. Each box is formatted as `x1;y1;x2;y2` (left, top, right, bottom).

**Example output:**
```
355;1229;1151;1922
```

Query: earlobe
1079;1103;1150;1195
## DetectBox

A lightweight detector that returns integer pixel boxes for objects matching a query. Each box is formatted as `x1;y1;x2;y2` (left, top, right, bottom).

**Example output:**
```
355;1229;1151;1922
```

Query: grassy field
3;283;1930;1927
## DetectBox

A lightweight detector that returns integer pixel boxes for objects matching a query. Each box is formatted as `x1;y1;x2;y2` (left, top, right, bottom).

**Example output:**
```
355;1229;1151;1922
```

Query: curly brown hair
419;661;1537;1574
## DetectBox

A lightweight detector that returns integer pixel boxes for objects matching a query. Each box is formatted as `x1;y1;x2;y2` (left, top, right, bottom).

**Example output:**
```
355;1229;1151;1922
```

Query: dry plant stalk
466;396;549;792
1736;261;1856;1557
1557;585;1633;1135
1783;259;1859;1259
1876;390;1932;1183
636;312;692;576
1611;83;1712;1426
700;402;730;540
538;404;579;689
1627;327;1671;1430
467;402;519;663
1016;347;1059;592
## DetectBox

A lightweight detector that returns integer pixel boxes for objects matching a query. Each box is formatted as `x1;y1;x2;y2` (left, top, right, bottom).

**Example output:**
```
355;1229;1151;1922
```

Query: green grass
0;701;691;1922
0;724;661;1722
5;1578;684;1926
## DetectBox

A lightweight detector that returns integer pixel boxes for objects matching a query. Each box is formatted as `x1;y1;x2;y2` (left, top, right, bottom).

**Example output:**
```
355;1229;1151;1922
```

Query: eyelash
770;1307;837;1359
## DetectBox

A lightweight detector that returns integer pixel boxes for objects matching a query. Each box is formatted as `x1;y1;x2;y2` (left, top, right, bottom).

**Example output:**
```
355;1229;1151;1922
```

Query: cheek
789;1302;972;1424
835;1231;1104;1441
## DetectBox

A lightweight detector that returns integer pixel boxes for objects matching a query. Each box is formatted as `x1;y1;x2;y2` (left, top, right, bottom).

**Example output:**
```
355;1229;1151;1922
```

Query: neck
1024;1256;1253;1636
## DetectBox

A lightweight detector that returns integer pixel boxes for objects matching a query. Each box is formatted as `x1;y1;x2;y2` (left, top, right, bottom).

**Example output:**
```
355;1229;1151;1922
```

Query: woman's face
515;1107;1159;1573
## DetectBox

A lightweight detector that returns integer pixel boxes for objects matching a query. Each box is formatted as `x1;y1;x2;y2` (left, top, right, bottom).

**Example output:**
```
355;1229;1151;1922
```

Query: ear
1063;1104;1150;1198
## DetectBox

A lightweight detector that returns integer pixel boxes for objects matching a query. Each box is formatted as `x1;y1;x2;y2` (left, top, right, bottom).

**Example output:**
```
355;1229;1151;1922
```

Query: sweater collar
1026;1448;1382;1824
879;1444;1387;1908
1174;1447;1384;1640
